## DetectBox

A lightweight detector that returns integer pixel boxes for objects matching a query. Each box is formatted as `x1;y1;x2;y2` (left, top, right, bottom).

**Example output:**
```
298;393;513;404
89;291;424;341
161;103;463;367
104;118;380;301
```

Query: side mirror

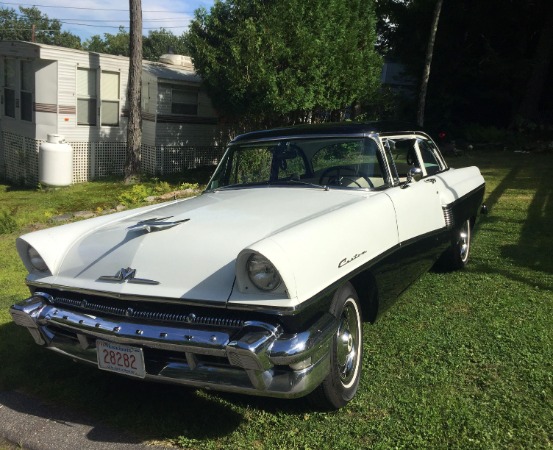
407;167;423;183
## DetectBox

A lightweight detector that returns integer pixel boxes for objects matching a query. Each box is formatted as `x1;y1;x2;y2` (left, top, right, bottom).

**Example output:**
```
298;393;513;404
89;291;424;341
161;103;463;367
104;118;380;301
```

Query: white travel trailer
0;41;221;185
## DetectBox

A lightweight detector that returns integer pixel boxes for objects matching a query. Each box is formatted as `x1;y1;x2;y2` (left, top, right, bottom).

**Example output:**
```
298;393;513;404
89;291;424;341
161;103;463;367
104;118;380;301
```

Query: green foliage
143;29;190;61
117;184;152;206
464;124;509;143
0;208;17;234
0;6;81;48
178;182;200;191
188;0;382;126
84;26;130;56
84;27;190;61
117;179;201;206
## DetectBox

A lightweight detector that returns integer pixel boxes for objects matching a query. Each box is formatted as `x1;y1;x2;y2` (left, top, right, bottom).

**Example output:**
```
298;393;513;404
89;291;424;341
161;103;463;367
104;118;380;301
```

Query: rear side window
417;139;444;175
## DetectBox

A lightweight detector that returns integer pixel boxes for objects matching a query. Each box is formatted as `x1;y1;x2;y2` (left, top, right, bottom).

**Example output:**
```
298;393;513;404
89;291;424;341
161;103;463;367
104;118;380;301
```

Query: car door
383;136;446;243
385;179;445;243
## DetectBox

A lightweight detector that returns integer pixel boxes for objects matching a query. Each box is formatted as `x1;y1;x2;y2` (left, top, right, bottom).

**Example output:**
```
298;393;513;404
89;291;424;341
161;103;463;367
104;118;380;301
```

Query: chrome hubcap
336;300;360;386
459;220;470;262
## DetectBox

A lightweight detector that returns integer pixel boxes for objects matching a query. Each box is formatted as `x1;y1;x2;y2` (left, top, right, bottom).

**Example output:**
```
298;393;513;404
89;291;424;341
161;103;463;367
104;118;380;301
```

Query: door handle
425;178;436;184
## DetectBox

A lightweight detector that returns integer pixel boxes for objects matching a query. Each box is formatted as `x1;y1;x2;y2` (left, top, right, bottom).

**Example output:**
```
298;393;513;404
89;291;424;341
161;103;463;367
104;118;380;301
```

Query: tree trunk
417;0;443;127
125;0;143;183
516;2;553;125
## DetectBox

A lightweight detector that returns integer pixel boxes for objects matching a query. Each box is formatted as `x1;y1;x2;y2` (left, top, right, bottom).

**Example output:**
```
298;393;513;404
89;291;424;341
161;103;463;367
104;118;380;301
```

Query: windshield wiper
276;179;330;191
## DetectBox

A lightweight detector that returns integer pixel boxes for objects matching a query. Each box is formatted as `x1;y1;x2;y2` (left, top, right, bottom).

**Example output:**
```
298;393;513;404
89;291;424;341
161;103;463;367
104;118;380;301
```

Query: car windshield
207;136;387;190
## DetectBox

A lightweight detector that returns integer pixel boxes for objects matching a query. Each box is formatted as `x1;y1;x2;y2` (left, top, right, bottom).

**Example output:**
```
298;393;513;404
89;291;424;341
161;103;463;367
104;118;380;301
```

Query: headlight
27;246;48;272
247;254;281;291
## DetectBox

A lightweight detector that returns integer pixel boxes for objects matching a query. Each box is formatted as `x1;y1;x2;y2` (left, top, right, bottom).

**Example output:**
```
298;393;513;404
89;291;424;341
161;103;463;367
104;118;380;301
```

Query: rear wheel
436;218;471;271
309;282;363;410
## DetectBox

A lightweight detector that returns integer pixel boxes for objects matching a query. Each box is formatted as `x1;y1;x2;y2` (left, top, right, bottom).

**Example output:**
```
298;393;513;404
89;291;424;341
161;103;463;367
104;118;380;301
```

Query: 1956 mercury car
10;123;485;409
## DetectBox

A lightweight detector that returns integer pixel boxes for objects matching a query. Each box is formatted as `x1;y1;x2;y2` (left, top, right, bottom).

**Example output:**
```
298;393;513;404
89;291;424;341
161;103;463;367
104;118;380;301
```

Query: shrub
0;208;18;234
117;184;152;206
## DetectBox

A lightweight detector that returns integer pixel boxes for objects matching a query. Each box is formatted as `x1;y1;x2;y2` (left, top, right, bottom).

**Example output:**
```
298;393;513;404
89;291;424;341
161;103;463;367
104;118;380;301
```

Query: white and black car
10;123;486;409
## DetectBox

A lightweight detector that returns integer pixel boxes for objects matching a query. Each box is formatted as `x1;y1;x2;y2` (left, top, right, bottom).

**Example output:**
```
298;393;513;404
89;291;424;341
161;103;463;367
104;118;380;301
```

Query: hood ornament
127;216;189;233
98;267;159;285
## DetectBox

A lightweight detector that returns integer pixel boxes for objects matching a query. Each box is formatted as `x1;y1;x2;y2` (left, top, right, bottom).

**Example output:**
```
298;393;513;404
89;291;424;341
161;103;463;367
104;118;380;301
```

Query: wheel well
349;270;379;323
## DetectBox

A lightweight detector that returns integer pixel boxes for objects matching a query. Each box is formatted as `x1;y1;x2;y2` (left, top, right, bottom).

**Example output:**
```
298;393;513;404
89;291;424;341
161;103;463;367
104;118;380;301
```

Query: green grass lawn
0;151;551;449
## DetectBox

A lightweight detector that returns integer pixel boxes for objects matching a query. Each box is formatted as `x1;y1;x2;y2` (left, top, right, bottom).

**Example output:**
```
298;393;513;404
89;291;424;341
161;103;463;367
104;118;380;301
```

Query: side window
4;58;16;118
20;60;33;122
171;89;198;115
77;68;97;126
100;71;120;126
416;139;443;175
391;139;418;177
141;80;151;112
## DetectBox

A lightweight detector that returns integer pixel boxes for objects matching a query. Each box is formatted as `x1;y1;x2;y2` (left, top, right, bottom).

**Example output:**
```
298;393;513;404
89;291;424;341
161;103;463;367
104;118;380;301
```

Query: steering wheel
319;167;373;188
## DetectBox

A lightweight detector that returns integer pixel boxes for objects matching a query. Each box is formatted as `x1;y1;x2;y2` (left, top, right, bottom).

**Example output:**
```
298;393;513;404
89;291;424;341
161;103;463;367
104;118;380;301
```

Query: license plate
96;340;146;378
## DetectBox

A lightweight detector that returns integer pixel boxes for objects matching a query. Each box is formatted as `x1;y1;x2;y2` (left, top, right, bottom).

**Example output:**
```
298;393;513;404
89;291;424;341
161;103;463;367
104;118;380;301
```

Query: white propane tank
39;134;73;186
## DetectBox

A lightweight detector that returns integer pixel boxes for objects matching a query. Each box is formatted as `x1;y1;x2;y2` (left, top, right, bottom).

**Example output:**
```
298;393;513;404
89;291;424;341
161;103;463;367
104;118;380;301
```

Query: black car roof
231;121;426;143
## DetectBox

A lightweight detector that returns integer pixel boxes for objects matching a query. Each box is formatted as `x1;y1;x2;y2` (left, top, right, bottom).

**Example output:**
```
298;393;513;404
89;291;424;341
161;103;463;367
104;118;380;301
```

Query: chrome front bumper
10;292;337;399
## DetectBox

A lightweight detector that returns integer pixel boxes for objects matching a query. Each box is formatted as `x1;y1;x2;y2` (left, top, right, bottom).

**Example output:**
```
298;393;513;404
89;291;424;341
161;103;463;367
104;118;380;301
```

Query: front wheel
308;282;363;410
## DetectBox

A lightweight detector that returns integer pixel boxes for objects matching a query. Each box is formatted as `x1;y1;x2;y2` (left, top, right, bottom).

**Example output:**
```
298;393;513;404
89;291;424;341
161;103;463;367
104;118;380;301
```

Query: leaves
84;27;190;62
0;6;81;49
187;0;382;126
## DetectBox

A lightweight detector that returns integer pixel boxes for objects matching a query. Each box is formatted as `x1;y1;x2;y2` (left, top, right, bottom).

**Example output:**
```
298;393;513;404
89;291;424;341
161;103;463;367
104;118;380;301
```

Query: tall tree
188;0;381;127
416;0;442;127
0;6;81;48
125;0;142;183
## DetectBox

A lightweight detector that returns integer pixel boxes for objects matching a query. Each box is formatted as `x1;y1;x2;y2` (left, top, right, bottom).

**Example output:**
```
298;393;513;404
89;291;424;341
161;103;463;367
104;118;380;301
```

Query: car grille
49;294;245;329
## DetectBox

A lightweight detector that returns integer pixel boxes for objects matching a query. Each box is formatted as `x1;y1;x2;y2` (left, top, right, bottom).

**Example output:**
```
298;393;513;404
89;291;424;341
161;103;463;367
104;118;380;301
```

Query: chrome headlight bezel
246;253;282;292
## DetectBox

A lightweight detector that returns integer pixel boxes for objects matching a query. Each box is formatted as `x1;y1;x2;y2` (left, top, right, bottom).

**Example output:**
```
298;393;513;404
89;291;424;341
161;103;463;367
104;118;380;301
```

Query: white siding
141;71;157;147
35;60;58;140
47;48;130;142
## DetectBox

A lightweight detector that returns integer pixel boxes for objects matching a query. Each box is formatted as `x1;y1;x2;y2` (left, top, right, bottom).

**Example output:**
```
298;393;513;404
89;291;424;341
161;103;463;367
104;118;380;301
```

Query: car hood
21;187;370;303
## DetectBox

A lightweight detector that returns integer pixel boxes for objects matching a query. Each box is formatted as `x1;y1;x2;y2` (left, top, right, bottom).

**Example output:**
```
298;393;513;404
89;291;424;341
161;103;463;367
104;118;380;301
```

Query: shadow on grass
0;320;310;446
483;165;521;211
480;153;553;277
500;167;553;275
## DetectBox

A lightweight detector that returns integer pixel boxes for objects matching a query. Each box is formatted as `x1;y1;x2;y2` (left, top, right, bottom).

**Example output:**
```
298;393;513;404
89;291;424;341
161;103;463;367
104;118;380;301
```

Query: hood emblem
127;216;190;233
98;267;160;285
